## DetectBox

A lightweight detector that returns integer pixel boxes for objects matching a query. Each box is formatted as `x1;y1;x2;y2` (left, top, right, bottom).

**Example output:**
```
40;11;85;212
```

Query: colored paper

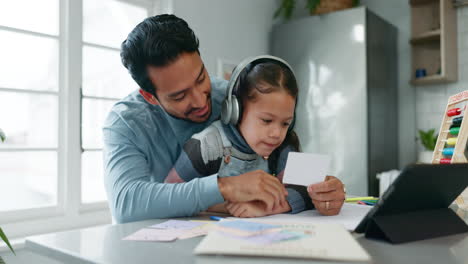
216;220;280;236
195;222;372;262
219;230;305;245
282;152;330;186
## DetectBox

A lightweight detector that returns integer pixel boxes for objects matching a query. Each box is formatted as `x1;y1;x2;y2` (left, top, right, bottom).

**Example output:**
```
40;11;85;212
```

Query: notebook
194;221;371;262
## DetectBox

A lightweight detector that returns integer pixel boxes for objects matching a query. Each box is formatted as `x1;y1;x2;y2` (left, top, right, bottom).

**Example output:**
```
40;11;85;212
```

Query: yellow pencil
345;197;378;202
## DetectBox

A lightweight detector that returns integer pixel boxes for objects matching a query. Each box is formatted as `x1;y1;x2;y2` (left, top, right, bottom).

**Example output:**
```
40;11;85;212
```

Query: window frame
0;0;155;240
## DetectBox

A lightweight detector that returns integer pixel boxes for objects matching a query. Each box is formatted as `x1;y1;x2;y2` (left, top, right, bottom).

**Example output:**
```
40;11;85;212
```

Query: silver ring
326;201;330;210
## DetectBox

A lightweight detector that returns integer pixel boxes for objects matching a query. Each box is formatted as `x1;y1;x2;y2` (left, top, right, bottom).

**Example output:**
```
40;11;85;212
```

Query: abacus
432;90;468;209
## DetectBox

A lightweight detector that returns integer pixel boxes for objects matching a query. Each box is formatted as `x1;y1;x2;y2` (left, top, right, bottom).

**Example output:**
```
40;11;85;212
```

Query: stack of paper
195;221;371;262
123;220;214;242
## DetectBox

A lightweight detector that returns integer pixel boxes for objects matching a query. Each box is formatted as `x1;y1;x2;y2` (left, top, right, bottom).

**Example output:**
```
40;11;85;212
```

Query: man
103;14;345;223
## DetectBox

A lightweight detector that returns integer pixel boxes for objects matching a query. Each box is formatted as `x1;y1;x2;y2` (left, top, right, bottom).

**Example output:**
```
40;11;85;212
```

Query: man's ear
139;89;159;105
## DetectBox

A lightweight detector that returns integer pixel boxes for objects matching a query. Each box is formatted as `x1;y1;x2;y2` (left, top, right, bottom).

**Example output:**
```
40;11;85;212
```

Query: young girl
165;55;313;217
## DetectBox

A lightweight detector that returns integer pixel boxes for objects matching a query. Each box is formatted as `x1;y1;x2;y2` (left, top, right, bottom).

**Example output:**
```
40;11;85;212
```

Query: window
0;0;60;212
0;0;152;239
81;0;148;204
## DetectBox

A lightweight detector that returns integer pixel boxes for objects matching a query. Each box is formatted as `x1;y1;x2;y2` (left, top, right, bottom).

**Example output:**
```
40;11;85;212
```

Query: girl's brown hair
235;60;301;175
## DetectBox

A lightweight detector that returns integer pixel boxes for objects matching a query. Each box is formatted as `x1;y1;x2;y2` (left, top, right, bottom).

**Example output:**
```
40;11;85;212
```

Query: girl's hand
226;200;291;218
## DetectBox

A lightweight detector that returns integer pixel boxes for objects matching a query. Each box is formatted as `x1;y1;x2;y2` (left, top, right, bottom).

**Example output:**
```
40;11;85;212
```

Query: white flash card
282;152;330;186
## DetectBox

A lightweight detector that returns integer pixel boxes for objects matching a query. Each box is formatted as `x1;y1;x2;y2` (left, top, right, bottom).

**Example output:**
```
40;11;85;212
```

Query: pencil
345;197;378;202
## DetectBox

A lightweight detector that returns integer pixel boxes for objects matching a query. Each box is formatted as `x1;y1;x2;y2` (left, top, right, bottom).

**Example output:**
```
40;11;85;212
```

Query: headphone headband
225;55;294;108
221;55;295;125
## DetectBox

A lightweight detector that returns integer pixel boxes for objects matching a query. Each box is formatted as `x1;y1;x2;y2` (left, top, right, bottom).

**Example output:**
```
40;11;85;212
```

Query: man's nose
191;89;206;108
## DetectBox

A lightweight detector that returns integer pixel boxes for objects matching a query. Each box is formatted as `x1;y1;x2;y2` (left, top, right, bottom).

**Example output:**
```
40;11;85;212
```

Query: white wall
171;0;277;77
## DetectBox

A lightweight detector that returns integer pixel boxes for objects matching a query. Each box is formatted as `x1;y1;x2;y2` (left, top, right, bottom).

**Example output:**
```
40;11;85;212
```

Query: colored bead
440;158;451;164
447;108;462;117
446;137;458;146
452;116;463;125
449;127;460;135
442;148;455;156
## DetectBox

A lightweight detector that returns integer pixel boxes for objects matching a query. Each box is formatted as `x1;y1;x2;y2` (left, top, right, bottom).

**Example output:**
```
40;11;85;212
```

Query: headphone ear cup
230;95;240;125
221;99;231;124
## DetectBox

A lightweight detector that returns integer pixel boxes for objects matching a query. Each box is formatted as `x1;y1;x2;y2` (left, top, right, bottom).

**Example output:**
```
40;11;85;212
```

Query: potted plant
417;129;438;163
274;0;360;19
0;128;15;262
0;128;5;143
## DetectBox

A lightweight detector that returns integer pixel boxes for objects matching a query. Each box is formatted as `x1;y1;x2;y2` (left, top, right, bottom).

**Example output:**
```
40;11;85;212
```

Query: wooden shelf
409;0;457;86
410;74;456;85
410;29;440;44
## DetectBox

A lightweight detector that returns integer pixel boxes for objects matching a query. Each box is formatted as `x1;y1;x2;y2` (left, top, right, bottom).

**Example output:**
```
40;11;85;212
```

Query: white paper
177;223;215;240
228;203;372;231
123;228;185;242
282;152;330;186
195;222;371;262
149;220;203;230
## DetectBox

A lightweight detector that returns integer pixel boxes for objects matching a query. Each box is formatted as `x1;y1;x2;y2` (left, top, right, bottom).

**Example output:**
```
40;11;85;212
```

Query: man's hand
226;200;291;218
218;170;288;212
307;176;345;216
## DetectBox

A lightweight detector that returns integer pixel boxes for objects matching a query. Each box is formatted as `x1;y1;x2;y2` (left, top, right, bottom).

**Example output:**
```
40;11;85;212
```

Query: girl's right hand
225;201;268;218
226;200;291;218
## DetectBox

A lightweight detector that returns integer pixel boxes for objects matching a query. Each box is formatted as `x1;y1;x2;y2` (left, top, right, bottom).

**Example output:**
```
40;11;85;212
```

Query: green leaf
273;6;282;18
306;0;321;13
418;129;437;151
0;128;5;142
0;228;15;255
0;256;5;264
274;0;296;19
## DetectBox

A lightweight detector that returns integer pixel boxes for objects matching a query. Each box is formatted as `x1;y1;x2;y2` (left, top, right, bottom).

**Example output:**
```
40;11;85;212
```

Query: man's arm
103;119;224;223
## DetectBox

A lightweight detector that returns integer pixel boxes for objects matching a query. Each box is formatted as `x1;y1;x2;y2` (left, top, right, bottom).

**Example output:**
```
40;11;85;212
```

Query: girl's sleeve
168;138;223;183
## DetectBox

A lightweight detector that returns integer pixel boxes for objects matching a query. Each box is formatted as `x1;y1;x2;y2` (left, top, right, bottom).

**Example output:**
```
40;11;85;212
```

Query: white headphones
220;55;295;125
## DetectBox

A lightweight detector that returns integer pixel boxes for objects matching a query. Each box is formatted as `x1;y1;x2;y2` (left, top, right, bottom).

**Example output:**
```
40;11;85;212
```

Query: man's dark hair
120;14;200;96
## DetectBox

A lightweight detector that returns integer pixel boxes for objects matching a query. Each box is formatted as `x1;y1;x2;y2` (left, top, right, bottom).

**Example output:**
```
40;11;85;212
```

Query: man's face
147;52;211;123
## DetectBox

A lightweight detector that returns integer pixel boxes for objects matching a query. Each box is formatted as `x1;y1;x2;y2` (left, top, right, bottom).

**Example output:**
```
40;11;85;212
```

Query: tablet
355;163;468;233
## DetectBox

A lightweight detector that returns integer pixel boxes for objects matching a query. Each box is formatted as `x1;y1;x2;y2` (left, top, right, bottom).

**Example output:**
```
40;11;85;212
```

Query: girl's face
238;89;296;158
